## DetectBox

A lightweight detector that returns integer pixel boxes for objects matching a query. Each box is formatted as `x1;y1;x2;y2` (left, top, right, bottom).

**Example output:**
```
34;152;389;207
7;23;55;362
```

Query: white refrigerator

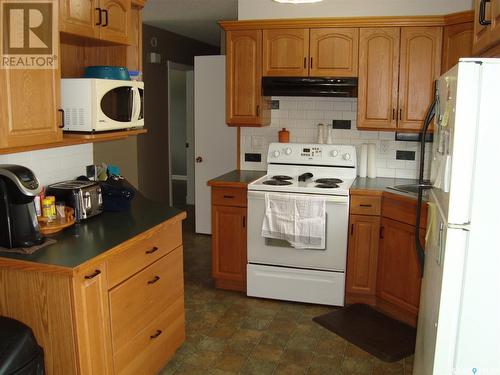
413;59;500;374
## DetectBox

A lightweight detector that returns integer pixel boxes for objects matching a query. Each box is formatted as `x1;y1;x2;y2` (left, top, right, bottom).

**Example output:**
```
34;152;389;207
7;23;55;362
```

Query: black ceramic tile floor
158;205;414;375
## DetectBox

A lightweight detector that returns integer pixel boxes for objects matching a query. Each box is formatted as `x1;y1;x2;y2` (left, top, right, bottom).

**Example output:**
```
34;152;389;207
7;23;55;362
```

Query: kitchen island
0;195;186;375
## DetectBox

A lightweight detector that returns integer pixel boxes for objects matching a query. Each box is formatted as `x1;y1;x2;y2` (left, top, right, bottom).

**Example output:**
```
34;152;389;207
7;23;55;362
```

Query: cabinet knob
145;246;159;254
95;8;102;26
150;330;162;339
102;9;109;27
147;275;161;285
84;269;101;279
479;0;492;25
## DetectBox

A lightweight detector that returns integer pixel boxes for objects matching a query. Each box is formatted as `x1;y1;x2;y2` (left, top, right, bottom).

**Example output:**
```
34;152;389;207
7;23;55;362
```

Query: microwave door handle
132;87;140;121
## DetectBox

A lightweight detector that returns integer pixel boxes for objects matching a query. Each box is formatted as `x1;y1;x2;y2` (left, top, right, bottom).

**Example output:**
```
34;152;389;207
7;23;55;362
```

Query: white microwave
61;78;144;132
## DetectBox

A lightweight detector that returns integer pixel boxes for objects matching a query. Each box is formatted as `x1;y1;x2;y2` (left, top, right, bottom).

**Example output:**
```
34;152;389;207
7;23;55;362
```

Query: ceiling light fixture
273;0;323;4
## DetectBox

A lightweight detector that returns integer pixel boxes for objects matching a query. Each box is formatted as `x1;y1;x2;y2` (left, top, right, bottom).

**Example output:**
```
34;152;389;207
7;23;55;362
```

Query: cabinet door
377;218;423;325
212;205;247;291
60;0;100;39
0;68;62;149
398;27;442;131
473;0;492;53
72;264;114;375
262;29;309;76
357;28;400;130
441;22;473;73
309;28;359;77
346;215;380;299
99;0;131;44
226;30;269;126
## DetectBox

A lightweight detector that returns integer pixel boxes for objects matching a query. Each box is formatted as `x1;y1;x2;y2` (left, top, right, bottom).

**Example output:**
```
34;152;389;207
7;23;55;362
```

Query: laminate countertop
0;194;186;270
351;177;426;200
207;170;266;188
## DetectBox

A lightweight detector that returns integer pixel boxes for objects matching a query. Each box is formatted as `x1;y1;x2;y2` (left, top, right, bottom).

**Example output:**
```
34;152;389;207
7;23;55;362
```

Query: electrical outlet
380;140;391;154
271;100;280;110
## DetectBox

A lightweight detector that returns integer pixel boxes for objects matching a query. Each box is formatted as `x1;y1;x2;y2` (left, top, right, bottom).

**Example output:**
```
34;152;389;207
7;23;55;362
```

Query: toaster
46;180;103;221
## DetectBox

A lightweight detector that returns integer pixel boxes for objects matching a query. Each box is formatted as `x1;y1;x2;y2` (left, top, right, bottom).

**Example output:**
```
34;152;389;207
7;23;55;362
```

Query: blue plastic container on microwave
83;66;131;81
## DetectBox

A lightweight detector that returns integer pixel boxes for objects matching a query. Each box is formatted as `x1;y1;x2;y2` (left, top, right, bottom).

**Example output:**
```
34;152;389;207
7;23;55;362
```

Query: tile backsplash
240;96;431;179
0;144;94;186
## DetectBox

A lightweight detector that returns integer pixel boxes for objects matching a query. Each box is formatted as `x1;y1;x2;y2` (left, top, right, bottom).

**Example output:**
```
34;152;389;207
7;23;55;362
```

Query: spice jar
278;128;290;143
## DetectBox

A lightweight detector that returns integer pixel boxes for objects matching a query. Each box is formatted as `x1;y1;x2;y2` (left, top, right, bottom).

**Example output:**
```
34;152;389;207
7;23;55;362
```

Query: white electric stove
247;143;357;306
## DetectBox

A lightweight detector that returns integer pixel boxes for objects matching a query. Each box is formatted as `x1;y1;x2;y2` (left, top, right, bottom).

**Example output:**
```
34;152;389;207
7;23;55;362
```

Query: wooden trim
207;180;252;189
346;293;377;306
482;42;500;56
220;14;461;31
0;129;147;155
350;189;384;196
0;258;74;275
443;10;475;25
132;0;146;8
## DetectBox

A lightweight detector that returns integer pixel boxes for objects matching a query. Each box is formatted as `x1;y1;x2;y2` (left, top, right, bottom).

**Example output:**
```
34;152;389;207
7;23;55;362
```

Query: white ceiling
142;0;238;47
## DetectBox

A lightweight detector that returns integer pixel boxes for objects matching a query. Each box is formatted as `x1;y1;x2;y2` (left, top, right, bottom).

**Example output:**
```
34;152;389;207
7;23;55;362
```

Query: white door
194;55;237;234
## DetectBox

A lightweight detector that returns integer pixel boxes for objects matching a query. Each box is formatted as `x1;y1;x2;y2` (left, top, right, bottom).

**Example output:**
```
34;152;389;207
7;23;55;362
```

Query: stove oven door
247;190;349;272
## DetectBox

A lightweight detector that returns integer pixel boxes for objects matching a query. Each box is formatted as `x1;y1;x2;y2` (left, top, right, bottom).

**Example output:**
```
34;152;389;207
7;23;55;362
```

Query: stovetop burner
272;175;293;181
315;178;343;184
263;180;293;186
315;183;339;189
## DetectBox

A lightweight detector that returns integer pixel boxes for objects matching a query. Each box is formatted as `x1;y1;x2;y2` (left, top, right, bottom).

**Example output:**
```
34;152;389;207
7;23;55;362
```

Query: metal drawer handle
145;246;159;254
479;0;492;25
150;330;162;339
359;204;372;207
95;8;102;25
147;276;160;285
223;195;235;199
84;270;101;279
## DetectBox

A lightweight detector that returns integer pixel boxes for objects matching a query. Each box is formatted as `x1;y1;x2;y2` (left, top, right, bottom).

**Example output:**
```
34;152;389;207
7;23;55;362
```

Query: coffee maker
0;165;43;248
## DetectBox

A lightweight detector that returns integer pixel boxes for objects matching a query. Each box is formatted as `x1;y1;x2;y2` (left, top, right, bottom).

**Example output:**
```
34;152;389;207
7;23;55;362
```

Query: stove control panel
267;142;357;168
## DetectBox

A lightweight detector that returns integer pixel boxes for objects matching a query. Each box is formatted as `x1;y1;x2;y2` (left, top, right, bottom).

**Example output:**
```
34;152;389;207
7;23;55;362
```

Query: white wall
0;144;93;186
240;97;431;179
238;0;473;20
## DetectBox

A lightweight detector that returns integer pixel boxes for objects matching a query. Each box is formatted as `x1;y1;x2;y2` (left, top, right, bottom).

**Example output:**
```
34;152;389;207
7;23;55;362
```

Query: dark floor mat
313;303;416;362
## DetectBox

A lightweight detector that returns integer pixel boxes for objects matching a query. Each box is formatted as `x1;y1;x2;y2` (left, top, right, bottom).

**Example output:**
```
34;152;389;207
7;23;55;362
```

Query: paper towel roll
359;144;368;178
367;143;377;178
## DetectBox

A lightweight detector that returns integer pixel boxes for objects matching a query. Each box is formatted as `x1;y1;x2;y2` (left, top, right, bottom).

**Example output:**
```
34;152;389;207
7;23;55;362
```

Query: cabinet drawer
109;246;184;352
107;220;182;288
382;194;427;228
350;195;381;216
113;298;185;375
212;187;247;207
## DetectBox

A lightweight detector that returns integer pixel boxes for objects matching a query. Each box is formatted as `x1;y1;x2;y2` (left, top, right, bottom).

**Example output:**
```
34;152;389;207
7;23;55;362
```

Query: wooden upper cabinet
309;28;359;77
263;29;309;76
0;68;62;149
99;0;131;44
491;0;500;40
398;27;442;131
442;22;474;73
473;0;492;53
226;30;269;126
60;0;130;44
358;27;441;132
358;28;400;130
60;0;100;39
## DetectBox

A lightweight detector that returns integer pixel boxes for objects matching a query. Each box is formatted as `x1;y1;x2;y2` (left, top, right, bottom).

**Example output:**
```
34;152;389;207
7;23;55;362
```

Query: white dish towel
261;193;326;249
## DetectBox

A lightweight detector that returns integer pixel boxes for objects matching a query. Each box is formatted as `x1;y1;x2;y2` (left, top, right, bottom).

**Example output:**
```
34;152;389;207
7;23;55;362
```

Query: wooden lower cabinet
377;217;424;326
346;214;381;304
0;215;185;374
211;187;247;292
346;192;427;327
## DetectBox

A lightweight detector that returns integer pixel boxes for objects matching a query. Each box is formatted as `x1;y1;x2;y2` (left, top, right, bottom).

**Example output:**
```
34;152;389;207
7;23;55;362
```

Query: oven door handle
247;190;349;204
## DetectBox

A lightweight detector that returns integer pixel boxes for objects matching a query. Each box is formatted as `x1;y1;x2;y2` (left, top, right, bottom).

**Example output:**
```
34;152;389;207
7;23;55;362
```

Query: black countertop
0;194;185;269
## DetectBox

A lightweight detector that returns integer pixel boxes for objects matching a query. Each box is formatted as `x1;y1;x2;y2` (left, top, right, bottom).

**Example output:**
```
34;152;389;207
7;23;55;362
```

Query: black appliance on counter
0;165;43;249
46;180;103;222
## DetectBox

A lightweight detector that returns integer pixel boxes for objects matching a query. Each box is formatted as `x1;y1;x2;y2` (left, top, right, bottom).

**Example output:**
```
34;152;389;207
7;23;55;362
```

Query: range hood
262;77;358;97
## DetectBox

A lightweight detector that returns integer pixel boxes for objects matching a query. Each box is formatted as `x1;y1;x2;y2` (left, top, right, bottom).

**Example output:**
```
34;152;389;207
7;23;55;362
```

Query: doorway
167;62;195;210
